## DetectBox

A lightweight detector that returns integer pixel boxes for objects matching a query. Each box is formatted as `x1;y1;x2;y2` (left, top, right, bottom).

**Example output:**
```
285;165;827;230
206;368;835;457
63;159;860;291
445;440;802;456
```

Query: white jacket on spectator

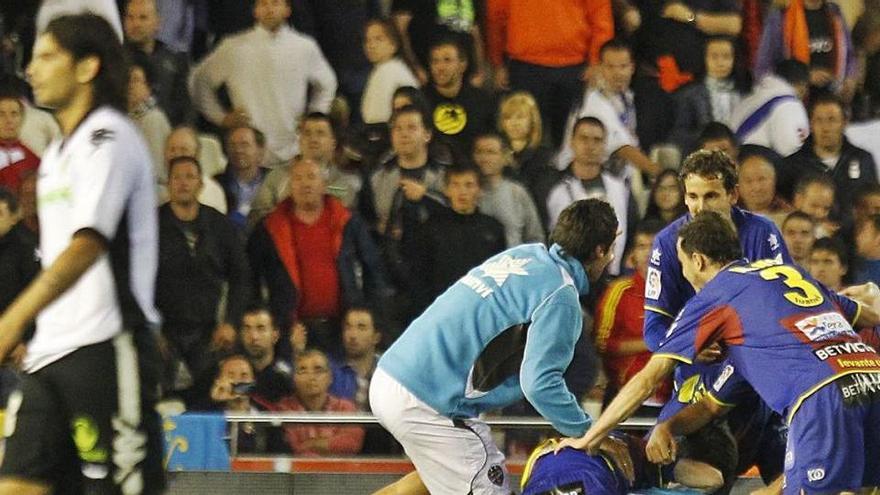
361;59;419;124
846;120;880;179
189;25;337;163
729;75;808;157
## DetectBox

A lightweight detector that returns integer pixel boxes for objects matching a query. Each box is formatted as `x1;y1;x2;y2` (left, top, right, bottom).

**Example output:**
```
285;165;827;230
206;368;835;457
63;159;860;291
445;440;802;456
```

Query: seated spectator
779;93;877;212
670;36;745;155
547;117;634;274
729;59;809;156
558;39;662;178
127;53;171;179
852;213;880;284
248;156;391;352
240;305;293;402
696;121;739;162
162;126;228;213
156;156;252;406
360;18;418;125
594;219;671;406
791;173;838;237
274;349;365;456
251;113;362;225
0;90;40;196
496;92;558;228
736;146;790;227
411;164;506;310
642;169;686;226
473;132;544;247
215;125;270;229
424;36;495;165
209;354;289;453
781;210;816;267
754;0;856;98
808;236;849;291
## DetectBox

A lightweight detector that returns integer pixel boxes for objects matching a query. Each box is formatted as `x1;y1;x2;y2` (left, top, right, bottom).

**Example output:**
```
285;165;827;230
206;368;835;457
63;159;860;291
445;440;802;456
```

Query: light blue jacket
378;243;592;437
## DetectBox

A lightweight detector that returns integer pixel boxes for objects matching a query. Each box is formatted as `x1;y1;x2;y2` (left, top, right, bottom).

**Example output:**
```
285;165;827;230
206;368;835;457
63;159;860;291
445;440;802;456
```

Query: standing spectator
248;156;391;352
162;126;229;213
251;113;362;225
424;37;495;165
496;92;558;227
547;117;634;275
669;36;745;155
487;0;613;146
215;125;270;229
642;169;686;226
274;349;365;456
240;305;293;402
330;307;383;410
0;91;40;197
123;0;193;125
410;165;507;310
791;174;838;237
473;132;544;247
808;236;848;291
594;220;671;405
127;55;171;180
559;39;662;178
156;156;252;405
779;93;877;212
736;147;790;227
189;0;338;163
754;0;856;98
781;210;816;267
853;214;880;284
360;19;418;125
730;59;810;156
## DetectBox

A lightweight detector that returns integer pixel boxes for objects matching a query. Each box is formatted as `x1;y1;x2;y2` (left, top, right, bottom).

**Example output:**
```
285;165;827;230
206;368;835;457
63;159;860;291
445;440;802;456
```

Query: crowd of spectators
2;0;880;459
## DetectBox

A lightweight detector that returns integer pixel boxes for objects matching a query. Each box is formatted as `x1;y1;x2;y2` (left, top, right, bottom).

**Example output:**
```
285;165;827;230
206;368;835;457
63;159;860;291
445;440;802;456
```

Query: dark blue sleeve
644;229;693;351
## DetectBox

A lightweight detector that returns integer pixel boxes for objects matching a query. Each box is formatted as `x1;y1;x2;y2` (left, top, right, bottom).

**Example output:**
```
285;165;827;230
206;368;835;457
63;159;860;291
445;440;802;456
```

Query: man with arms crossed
0;14;164;495
559;211;880;493
370;199;626;494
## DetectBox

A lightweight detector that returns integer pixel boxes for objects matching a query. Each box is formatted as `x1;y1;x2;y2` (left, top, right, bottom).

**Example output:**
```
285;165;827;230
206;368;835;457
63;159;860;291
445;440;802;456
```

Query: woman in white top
360;18;419;124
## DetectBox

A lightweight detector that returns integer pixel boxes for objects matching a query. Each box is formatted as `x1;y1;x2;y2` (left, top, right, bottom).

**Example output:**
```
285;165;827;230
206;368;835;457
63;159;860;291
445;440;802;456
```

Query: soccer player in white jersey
0;14;164;495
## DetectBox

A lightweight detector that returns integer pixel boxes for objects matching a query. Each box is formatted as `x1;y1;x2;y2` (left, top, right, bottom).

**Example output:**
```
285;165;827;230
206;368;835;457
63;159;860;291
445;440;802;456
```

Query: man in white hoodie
188;0;337;163
730;59;810;156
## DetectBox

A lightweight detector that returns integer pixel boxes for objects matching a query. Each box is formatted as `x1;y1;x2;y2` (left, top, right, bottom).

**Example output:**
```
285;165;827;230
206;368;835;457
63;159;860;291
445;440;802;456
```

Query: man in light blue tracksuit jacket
369;199;621;495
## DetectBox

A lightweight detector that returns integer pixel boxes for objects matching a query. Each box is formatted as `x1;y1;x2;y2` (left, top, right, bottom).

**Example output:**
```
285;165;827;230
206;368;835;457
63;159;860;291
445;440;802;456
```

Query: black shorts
0;332;165;494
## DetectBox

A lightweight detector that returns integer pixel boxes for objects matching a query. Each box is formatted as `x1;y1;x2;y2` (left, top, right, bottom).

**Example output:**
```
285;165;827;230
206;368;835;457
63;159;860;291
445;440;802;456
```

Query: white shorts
370;368;510;495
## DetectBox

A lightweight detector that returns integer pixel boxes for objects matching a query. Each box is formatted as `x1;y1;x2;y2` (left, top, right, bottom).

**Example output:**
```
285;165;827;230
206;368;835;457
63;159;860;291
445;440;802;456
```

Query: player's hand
841;282;880;307
645;423;678;464
211;323;237;351
599;436;635;483
696;342;723;363
553;433;602;456
399;178;427;202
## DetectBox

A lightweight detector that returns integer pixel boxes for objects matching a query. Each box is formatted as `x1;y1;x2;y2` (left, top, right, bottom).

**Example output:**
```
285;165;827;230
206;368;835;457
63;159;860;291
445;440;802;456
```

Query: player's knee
673;459;725;492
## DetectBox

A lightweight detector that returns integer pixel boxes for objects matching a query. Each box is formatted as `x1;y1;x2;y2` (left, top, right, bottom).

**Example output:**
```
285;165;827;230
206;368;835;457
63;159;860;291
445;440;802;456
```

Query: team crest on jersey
713;364;735;392
768;233;779;251
650;248;662;265
794;312;854;341
487;464;505;486
90;128;115;147
479;255;530;286
646;267;662;299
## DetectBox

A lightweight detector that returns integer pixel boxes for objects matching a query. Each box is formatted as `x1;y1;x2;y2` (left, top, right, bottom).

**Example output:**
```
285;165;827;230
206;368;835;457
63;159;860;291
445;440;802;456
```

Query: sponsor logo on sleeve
768;233;779;251
794;312;855;342
651;248;662;266
646;267;662;300
712;364;735;392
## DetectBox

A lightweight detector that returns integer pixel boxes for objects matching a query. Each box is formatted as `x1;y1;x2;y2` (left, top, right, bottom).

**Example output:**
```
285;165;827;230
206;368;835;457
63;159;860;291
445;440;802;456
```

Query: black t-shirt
805;7;834;71
425;83;495;165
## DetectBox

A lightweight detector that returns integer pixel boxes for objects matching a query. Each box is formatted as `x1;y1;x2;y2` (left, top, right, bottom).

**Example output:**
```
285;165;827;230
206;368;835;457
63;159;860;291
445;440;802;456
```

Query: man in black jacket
780;93;877;216
157;156;251;405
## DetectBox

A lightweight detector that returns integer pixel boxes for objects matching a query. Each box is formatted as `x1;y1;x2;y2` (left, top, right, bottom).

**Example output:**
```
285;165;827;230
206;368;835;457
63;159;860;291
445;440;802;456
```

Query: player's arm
0;230;106;361
556;355;678;454
646;397;732;464
838;282;880;327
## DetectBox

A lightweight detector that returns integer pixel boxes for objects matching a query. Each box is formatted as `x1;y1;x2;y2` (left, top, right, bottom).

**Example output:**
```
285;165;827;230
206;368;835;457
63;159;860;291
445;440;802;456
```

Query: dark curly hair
678;211;742;265
549;199;618;263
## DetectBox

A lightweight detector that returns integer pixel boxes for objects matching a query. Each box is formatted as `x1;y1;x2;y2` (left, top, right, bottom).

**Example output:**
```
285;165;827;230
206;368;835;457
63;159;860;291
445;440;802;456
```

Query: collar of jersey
549;244;590;295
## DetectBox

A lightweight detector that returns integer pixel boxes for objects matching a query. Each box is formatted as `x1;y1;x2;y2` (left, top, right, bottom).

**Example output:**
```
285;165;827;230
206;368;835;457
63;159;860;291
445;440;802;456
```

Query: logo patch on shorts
487;464;504;486
807;467;825;482
646;267;662;299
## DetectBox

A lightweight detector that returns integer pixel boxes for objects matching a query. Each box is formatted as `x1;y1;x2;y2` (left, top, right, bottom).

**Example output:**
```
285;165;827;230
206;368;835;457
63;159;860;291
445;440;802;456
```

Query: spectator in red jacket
274;349;365;456
0;91;40;198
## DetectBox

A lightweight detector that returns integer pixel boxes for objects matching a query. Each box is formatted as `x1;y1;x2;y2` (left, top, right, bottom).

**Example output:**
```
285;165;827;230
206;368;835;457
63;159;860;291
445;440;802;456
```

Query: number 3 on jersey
730;261;824;307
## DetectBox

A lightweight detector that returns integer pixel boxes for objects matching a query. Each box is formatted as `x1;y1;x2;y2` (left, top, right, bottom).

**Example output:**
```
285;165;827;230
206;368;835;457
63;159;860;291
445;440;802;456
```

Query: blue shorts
522;447;628;495
784;373;880;494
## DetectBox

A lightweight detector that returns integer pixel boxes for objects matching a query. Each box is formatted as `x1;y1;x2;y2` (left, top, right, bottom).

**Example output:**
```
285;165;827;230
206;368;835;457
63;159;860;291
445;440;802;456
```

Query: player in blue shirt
558;211;880;494
370;199;621;495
